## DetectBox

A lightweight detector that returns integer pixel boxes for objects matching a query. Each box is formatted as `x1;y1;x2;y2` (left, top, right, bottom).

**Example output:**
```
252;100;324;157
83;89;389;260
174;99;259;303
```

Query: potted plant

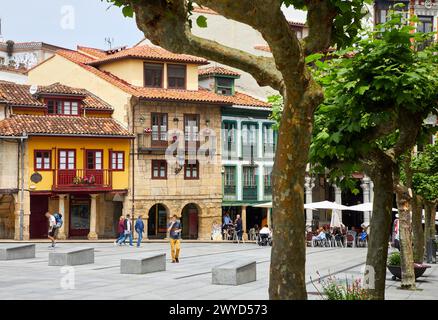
387;251;431;280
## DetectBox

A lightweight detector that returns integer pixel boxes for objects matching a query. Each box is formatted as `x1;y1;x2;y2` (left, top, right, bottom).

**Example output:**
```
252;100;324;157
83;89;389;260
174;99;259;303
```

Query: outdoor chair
345;234;355;248
306;232;314;247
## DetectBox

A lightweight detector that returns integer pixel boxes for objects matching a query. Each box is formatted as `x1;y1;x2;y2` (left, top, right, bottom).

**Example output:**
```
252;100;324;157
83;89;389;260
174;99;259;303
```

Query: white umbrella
348;202;398;212
330;210;343;228
304;201;349;210
253;202;272;208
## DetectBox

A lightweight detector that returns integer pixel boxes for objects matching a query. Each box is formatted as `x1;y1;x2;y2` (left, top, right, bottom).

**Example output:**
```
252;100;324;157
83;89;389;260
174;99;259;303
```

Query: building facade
0;82;132;240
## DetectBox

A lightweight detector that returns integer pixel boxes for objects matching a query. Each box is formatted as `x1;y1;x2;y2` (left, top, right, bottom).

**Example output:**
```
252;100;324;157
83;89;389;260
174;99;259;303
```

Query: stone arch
181;203;202;240
147;203;170;239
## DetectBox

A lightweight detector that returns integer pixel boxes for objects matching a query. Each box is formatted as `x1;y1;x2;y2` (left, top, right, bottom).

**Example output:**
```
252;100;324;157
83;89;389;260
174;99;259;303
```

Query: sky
0;1;306;50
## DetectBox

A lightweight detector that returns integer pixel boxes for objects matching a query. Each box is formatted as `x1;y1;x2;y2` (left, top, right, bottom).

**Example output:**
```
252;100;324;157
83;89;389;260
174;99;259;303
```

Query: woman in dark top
235;214;243;241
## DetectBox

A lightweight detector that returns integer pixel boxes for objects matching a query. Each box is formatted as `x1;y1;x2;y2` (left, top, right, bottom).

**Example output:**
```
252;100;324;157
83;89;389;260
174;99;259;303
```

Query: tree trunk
412;195;424;264
424;201;437;263
269;92;315;300
366;161;394;300
395;189;416;290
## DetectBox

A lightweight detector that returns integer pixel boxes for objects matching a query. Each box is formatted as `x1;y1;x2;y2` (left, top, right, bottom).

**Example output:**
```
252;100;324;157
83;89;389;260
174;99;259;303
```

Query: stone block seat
120;253;166;274
0;244;36;260
48;247;94;266
212;260;257;286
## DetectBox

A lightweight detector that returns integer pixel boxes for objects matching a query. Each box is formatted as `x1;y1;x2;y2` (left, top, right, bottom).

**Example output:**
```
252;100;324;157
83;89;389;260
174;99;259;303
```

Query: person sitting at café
211;221;222;241
223;213;234;229
312;227;326;243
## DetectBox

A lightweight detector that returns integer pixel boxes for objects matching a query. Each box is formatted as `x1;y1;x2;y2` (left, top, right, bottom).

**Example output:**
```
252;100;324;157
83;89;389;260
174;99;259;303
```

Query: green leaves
196;15;208;28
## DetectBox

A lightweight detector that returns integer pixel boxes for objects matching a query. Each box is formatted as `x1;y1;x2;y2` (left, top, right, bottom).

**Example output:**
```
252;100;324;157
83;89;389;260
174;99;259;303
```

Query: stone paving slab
0;243;436;300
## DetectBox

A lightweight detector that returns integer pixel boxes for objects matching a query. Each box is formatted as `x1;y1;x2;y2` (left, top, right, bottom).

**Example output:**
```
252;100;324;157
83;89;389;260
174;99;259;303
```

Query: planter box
387;264;431;280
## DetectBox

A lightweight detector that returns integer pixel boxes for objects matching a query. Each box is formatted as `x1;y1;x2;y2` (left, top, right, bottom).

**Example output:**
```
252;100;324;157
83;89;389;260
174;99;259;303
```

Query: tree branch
129;0;284;91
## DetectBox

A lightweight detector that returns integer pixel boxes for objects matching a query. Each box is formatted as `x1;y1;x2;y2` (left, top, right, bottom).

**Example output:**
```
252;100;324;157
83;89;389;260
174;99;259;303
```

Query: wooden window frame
184;160;200;180
110;151;125;171
58;149;76;170
85;149;104;171
45;98;82;116
167;64;187;89
144;62;164;88
151;112;168;147
34;150;52;171
152;160;168;180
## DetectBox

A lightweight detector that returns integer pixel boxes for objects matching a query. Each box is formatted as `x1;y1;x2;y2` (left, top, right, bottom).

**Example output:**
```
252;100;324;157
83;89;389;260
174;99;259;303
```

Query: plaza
0;242;436;300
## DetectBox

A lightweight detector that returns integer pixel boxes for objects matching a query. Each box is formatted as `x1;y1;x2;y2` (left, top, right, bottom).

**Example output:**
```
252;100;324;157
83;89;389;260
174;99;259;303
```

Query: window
264;166;273;188
47;100;79;116
59;150;75;170
152;160;167;179
241;123;258;159
86;150;103;170
222;121;237;159
184;160;199;180
224;166;236;187
167;64;186;89
34;150;51;170
263;124;277;157
216;77;234;96
144;63;164;88
184;114;200;148
111;151;125;171
243;166;257;187
151;113;168;146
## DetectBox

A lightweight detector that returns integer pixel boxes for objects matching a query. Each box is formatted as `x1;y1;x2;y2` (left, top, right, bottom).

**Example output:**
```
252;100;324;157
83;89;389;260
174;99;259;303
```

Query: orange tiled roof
0;65;28;74
199;66;240;78
0;115;132;137
87;45;209;66
56;48;270;107
254;45;271;53
77;46;109;59
192;6;218;15
0;81;113;111
0;81;45;107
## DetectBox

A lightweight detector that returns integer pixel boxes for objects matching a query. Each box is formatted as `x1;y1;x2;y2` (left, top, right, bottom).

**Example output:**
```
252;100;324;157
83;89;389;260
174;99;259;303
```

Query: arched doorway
181;204;199;240
148;204;168;239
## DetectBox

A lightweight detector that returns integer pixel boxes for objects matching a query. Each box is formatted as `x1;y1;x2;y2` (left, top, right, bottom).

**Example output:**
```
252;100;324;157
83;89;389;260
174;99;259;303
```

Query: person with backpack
45;212;62;248
118;215;133;247
135;215;145;248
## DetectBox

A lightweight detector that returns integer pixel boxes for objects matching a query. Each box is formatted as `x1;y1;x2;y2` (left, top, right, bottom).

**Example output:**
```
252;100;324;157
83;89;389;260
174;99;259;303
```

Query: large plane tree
107;0;369;299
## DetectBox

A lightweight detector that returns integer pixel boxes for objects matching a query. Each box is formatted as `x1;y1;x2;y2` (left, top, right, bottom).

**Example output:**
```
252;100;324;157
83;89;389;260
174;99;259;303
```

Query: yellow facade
97;59;200;91
27;136;130;192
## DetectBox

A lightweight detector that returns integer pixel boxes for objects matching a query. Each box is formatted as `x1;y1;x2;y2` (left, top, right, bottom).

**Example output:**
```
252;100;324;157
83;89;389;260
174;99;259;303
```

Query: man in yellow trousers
168;215;182;263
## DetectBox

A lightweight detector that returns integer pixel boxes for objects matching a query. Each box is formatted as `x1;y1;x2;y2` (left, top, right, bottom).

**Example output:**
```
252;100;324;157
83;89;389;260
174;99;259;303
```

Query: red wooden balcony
52;169;113;192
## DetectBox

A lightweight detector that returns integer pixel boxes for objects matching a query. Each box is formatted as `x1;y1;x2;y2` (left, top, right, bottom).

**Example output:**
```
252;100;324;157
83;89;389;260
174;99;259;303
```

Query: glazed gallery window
47;100;79;115
34;150;51;170
144;63;164;88
224;166;236;188
264;166;273;188
216;77;234;96
167;64;186;89
241;123;258;159
152;160;167;179
111;151;124;171
243;166;257;187
263;124;277;157
184;160;199;180
184;114;200;144
151;113;168;145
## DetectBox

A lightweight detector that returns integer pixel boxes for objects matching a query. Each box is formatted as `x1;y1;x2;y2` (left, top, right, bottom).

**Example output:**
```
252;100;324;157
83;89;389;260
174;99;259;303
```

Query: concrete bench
0;244;36;260
48;248;94;266
121;254;166;274
212;260;257;286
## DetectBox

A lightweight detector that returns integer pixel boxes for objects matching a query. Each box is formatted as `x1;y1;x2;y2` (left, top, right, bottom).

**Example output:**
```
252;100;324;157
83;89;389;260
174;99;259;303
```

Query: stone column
258;164;264;201
304;176;315;230
361;177;371;225
241;206;247;238
334;185;343;224
267;208;272;228
57;194;68;240
13;191;30;241
88;194;99;240
143;217;149;240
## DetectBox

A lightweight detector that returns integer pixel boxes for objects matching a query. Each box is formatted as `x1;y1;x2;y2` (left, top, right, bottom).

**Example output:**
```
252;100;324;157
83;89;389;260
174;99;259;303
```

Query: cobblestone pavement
0;242;436;300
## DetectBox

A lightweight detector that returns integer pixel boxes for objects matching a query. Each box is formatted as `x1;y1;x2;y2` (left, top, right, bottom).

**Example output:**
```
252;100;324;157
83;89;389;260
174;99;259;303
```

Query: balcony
52;169;113;192
138;133;168;154
224;185;237;201
243;186;258;201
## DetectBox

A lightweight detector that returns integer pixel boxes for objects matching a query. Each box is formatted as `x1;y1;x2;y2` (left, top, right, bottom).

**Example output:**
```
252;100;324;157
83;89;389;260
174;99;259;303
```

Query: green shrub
388;251;401;266
311;273;370;300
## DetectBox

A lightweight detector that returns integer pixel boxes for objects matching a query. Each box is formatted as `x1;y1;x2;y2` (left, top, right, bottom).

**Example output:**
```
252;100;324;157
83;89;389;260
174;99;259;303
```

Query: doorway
30;195;49;239
181;204;199;239
148;204;168;239
69;195;90;237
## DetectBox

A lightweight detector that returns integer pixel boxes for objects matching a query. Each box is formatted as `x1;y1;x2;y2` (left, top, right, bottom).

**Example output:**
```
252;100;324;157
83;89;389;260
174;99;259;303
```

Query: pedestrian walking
46;212;57;248
167;215;182;263
135;215;145;247
118;215;133;246
114;216;125;245
235;214;243;241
